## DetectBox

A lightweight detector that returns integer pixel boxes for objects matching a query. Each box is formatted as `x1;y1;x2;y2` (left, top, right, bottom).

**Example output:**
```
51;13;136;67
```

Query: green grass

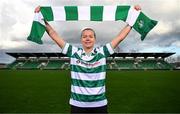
0;70;180;113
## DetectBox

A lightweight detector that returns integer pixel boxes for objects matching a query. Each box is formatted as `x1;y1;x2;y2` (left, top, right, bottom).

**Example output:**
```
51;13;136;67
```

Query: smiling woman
1;0;180;113
81;28;96;53
26;5;144;113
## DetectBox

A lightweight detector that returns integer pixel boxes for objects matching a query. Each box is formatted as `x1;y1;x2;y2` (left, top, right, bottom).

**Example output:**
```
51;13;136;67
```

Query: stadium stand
6;52;175;70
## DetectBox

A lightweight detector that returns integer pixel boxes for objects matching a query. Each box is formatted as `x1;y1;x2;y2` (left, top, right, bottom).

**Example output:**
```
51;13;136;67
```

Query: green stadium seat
45;60;65;69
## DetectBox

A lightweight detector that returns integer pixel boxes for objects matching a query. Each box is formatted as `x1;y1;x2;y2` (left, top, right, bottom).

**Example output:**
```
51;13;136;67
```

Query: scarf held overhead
28;6;158;44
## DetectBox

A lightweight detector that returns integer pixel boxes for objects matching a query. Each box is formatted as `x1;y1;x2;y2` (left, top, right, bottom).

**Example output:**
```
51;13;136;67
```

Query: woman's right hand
34;6;41;13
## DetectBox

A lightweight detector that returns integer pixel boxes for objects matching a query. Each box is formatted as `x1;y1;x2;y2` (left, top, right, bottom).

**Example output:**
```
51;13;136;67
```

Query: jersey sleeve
61;43;78;57
101;43;115;58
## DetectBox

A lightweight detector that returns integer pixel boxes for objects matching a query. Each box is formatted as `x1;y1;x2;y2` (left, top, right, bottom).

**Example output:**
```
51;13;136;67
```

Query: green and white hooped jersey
62;43;114;107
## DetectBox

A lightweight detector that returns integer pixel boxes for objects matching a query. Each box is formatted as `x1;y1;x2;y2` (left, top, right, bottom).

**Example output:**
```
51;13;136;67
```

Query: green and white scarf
28;5;158;44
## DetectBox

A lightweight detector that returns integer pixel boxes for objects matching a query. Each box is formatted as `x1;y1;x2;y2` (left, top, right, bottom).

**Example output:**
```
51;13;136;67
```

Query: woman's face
81;30;96;50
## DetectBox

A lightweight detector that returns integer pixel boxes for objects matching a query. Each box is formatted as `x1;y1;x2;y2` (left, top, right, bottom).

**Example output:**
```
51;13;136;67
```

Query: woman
35;5;141;113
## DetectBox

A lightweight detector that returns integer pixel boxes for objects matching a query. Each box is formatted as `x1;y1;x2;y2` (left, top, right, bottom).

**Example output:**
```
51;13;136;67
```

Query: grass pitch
0;70;180;113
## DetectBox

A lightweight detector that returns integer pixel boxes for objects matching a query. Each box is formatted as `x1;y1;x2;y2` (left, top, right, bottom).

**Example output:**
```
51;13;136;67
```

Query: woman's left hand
134;5;141;11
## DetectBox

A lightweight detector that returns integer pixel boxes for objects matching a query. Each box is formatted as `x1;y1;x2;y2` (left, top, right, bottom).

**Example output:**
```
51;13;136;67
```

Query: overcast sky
0;0;180;63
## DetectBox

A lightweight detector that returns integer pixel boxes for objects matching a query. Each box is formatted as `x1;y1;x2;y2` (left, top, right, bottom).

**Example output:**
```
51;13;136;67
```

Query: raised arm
45;21;65;48
34;6;65;48
111;25;132;49
110;5;141;49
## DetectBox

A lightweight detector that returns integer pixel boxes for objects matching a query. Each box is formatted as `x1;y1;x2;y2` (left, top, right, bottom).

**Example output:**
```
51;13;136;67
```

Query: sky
0;0;180;63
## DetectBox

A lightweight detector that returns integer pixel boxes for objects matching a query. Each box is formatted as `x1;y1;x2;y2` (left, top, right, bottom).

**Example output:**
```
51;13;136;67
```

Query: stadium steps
139;60;159;69
44;60;64;69
116;60;135;69
18;60;42;69
159;60;174;69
